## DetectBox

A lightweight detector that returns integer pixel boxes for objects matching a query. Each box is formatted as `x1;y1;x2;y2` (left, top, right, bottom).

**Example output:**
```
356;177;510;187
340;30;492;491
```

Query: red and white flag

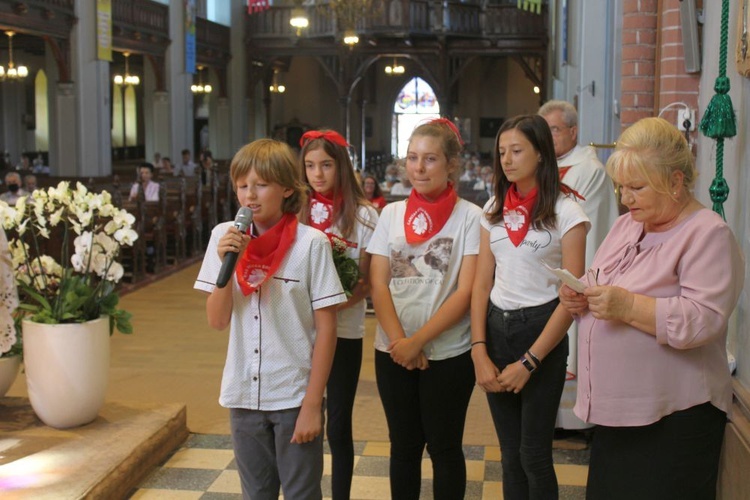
247;0;270;14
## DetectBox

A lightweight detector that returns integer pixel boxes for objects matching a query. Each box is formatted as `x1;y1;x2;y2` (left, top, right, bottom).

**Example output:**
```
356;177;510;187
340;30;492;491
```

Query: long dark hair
486;115;560;229
298;131;372;239
362;173;384;199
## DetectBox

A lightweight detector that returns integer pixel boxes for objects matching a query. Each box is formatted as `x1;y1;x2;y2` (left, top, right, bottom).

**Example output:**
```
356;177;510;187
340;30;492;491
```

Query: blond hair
606;117;697;198
230;139;307;214
408;120;463;185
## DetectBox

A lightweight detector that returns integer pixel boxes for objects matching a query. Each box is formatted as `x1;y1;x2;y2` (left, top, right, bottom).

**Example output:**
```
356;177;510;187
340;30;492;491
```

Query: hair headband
429;118;465;146
300;130;350;148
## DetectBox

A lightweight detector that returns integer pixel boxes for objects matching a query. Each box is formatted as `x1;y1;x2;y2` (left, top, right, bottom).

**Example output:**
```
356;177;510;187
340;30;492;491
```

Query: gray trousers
230;406;324;500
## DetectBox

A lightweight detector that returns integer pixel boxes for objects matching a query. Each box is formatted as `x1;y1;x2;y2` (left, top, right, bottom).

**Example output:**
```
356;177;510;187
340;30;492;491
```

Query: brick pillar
620;0;658;130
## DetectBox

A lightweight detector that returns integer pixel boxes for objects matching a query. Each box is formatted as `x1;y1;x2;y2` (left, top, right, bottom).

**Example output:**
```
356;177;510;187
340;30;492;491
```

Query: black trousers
375;349;475;500
587;402;727;500
326;338;363;500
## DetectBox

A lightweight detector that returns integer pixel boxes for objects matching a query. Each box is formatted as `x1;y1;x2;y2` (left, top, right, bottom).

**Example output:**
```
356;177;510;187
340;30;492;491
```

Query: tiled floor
130;434;590;499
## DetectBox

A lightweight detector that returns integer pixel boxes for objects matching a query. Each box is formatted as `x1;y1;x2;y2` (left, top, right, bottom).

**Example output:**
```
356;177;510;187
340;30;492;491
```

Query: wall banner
185;0;197;74
96;0;112;62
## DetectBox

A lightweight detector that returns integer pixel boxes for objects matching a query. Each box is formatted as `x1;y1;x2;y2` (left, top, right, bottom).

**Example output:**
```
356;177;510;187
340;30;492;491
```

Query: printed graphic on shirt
407;208;431;236
504;209;527;231
310;200;332;225
390;237;454;279
245;267;268;286
491;228;552;253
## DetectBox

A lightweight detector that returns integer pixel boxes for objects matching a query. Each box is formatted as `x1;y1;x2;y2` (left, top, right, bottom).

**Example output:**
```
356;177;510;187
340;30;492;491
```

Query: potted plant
0;182;138;428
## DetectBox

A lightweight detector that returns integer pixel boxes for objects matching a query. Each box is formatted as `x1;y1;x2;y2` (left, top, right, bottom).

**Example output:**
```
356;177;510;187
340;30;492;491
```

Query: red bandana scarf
308;191;336;233
558;167;586;201
235;213;298;296
404;185;457;244
503;184;538;247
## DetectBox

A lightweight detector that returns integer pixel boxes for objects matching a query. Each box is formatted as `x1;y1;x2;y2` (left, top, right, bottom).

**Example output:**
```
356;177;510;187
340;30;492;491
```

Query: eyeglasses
586;268;600;287
549;125;571;135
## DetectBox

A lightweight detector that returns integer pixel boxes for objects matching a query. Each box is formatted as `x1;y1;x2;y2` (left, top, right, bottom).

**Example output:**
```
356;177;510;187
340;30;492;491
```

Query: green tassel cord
699;0;736;219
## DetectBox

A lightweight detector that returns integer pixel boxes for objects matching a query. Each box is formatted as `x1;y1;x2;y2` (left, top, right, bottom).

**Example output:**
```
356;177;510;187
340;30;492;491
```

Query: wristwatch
520;356;537;373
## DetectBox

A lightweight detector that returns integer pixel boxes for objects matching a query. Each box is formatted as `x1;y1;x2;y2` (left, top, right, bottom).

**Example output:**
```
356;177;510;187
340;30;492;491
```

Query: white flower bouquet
0;182;139;353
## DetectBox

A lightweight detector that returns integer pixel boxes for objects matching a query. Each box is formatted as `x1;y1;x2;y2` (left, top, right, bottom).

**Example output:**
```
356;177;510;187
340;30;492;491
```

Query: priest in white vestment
539;100;620;429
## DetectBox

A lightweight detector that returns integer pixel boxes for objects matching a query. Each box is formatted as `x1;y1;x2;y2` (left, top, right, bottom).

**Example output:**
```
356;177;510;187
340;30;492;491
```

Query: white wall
695;1;750;388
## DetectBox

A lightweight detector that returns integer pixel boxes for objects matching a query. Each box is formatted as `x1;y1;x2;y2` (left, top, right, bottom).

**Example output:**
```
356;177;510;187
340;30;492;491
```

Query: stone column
167;0;194;160
213;97;231;158
53;83;77;176
71;1;112;177
229;0;249;148
151;92;171;160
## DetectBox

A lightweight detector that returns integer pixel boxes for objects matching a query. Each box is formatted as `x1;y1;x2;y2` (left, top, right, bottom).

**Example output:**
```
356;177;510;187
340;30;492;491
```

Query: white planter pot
22;316;110;429
0;355;21;397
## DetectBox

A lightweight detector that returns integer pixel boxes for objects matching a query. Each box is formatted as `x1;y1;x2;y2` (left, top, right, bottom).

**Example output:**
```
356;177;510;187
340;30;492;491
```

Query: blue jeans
484;299;568;500
375;349;475;500
326;338;363;500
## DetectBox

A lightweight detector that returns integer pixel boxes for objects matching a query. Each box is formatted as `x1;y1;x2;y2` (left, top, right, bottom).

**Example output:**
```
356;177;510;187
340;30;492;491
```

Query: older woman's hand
584;285;635;322
559;284;589;315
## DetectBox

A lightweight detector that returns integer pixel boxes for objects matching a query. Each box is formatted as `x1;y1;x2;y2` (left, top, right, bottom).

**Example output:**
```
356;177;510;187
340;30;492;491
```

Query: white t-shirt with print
367;198;482;360
194;221;347;411
325;204;379;340
481;194;590;310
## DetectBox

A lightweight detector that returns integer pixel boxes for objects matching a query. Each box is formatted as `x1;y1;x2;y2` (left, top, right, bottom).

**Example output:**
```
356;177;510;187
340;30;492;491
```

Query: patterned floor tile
130;435;590;498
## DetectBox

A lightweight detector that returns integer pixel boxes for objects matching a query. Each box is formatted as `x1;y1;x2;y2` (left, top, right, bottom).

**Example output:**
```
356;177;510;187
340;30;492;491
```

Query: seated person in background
459;161;477;182
389;173;412;196
0;172;29;204
129;163;160;202
159;156;175;175
153;152;164;170
174;149;197;177
199;149;215;185
31;157;50;174
16;154;31;171
388;160;412;196
473;166;494;191
362;173;387;212
380;163;401;193
24;174;37;193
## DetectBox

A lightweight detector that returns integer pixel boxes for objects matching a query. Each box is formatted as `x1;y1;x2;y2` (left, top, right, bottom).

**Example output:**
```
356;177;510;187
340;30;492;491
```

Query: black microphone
216;207;253;288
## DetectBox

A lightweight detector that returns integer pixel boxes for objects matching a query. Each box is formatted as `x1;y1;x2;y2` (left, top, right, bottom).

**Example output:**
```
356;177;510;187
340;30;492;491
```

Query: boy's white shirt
195;221;346;410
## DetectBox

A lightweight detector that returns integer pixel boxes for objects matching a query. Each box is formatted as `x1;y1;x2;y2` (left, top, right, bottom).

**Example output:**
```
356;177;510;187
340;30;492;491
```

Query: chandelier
289;0;309;36
191;65;212;94
0;31;29;81
317;0;380;46
269;69;285;93
385;58;404;75
113;52;140;86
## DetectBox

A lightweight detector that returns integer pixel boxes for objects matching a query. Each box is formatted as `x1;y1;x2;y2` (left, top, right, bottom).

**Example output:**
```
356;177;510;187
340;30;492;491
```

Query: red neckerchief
370;196;386;209
307;191;335;232
404;184;457;244
503;184;538;247
558;167;586;201
235;214;298;296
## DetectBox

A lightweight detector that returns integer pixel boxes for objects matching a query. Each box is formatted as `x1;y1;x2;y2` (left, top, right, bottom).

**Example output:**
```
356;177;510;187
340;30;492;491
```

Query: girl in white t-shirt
470;115;589;499
299;129;378;500
367;119;482;499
